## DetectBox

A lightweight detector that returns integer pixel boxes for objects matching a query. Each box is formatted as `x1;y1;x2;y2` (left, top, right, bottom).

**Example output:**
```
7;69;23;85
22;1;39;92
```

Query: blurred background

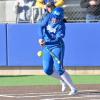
0;0;86;23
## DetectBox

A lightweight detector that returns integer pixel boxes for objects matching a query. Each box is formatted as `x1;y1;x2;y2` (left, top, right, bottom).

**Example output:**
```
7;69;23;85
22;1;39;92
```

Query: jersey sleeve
39;14;50;39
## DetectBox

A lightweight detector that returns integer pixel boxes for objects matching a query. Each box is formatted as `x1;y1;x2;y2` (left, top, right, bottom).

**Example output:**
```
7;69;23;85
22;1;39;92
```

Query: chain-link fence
63;4;86;22
31;4;87;23
0;0;100;23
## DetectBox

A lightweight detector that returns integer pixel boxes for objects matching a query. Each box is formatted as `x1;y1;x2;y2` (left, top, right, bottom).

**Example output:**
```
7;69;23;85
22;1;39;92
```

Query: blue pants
43;46;65;75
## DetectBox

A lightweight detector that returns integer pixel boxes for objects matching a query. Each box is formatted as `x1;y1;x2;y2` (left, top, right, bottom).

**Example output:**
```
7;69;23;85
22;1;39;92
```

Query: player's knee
44;68;53;75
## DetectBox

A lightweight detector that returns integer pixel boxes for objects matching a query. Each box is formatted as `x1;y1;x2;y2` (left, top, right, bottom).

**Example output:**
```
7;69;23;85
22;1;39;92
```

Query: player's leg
61;71;78;95
52;47;67;92
43;47;54;75
43;47;67;92
53;47;77;95
51;69;67;92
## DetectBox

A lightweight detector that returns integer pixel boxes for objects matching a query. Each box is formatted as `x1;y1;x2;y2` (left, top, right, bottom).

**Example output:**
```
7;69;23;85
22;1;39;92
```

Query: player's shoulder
43;13;51;22
40;13;51;26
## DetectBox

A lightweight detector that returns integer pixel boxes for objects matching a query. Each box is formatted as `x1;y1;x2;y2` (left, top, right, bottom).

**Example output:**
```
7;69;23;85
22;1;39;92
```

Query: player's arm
39;14;50;37
38;14;50;46
55;0;64;7
36;0;46;9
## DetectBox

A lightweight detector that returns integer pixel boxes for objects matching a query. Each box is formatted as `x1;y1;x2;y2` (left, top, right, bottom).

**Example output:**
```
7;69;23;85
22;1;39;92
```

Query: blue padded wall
64;23;100;66
0;24;7;66
7;24;42;66
7;23;100;66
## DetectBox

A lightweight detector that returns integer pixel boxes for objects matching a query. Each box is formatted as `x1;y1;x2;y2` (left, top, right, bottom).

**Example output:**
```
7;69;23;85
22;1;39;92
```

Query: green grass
0;75;100;86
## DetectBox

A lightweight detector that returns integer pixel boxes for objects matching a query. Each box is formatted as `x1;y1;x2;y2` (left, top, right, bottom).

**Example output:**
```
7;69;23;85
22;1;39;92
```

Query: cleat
68;89;78;95
60;80;67;92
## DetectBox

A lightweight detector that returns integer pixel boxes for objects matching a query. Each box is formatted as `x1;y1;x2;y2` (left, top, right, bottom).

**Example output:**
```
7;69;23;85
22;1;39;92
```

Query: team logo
47;25;56;33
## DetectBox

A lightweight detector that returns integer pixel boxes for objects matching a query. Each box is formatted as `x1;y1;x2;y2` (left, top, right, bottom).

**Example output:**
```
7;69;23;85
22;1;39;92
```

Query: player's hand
38;39;45;46
89;0;97;6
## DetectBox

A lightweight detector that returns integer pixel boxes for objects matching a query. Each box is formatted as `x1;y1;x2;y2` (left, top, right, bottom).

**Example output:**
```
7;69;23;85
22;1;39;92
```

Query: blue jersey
40;13;65;47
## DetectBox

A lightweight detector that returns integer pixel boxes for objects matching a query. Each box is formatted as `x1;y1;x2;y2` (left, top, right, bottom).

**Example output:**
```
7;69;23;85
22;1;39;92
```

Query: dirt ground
0;84;100;100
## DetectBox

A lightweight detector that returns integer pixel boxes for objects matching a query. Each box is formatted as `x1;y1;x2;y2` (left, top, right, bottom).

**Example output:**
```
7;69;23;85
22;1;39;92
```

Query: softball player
38;7;78;95
35;0;64;22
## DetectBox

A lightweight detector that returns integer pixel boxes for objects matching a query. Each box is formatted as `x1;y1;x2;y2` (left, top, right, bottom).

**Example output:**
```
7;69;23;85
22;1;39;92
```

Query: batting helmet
51;7;64;19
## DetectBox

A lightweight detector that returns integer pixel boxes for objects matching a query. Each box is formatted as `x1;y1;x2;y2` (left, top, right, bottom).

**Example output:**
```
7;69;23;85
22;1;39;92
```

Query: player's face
51;18;60;23
47;7;52;13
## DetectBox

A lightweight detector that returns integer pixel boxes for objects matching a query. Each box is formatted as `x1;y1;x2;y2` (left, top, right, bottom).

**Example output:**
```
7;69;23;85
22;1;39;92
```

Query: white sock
60;71;76;91
51;71;61;79
51;71;67;92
